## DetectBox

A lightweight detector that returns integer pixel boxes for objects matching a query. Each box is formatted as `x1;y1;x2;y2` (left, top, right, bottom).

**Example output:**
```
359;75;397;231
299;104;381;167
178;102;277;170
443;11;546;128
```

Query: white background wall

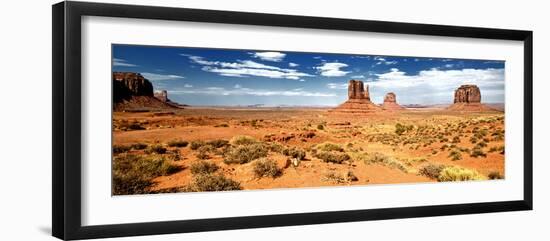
0;0;547;240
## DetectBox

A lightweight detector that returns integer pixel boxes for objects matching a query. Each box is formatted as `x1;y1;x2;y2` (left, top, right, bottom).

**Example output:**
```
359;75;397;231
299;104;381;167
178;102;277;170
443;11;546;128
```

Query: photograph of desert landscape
111;44;505;195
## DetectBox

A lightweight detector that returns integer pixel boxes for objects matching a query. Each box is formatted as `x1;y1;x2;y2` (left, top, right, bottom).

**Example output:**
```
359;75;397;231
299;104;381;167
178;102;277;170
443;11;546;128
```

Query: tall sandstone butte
447;84;496;111
113;72;177;111
381;92;404;111
331;80;381;113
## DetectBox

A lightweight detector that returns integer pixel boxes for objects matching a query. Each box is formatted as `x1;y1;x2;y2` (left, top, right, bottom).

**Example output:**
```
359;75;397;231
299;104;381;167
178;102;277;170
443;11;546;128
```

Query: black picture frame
52;1;533;240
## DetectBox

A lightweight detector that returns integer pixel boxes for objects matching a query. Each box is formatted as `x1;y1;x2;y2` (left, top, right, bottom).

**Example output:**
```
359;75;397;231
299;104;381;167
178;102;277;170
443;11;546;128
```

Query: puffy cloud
315;62;350;77
289;62;299;67
251;52;286;62
141;72;184;81
327;83;348;89
184;55;313;80
171;87;336;97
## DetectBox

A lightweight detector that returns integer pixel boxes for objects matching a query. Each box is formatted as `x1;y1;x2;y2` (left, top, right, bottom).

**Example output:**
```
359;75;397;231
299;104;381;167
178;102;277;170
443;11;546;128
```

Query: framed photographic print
52;1;533;240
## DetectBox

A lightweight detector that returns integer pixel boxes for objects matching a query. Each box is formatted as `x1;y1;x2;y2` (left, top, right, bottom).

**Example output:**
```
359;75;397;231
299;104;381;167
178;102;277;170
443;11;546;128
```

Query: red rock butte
447;84;497;111
381;92;404;111
330;80;382;114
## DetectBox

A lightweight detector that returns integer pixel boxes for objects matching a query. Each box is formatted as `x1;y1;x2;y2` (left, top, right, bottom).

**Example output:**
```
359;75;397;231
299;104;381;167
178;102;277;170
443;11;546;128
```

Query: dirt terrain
112;107;505;195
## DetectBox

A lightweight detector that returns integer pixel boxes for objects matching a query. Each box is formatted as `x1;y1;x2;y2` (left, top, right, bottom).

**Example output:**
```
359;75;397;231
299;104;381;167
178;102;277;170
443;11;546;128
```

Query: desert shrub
282;147;306;160
207;139;229;148
129;143;148;150
363;152;408;173
113;144;131;154
451;136;461;143
395;123;413;135
196;145;213;159
488;171;504;180
223;143;268;164
266;142;284;153
190;160;219;175
317;124;325;130
321;172;345;184
346;170;358;182
470;147;487;158
167;139;188;148
418;163;446;180
214;123;229;127
437;166;484;182
315;142;344;152
448;150;462;161
314;151;350;164
229;135;258;146
476;141;488;148
186;174;242;192
189;140;206;150
119;121;145;131
145;144;167;154
252;158;282;178
112;154;179;195
469;136;478;144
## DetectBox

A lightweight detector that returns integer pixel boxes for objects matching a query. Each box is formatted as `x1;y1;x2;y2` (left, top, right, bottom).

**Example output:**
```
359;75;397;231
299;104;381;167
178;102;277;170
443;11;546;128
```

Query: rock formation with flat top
331;80;382;113
381;92;404;111
447;84;496;111
113;72;181;111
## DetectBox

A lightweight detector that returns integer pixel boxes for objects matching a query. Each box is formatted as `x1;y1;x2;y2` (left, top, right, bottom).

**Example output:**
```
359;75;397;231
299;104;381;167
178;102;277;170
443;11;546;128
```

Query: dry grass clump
437;166;484;182
252;158;282;178
395;123;414;135
282;147;306;160
223;143;268;164
214;123;229;127
196;145;214;160
230;135;259;146
314;151;350;164
167;139;188;148
112;154;180;195
190;160;219;175
470;147;487;158
488;171;504;180
185;174;242;192
363;152;408;173
448;149;462;161
145;144;167;154
189;140;206;150
321;172;346;184
113;144;131;154
207;139;230;148
130;143;148;150
315;142;344;152
418;163;446;180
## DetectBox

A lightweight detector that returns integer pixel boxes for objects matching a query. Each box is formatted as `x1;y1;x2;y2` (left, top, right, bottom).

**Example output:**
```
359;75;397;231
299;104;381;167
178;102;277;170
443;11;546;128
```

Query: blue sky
113;44;505;106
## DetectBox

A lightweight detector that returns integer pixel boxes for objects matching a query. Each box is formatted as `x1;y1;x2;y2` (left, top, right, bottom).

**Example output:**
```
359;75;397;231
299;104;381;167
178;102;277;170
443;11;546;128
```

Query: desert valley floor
112;107;505;195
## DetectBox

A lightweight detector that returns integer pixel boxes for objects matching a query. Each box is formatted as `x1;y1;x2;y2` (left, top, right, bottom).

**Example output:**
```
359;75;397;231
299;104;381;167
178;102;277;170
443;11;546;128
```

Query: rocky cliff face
381;92;404;111
331;79;381;114
454;85;481;103
113;72;177;111
447;84;496;111
154;90;169;102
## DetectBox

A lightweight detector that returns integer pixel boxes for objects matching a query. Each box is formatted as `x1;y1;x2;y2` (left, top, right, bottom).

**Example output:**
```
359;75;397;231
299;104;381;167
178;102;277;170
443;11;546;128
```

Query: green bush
190;160;219;175
223;143;268;164
167;139;188;148
229;135;258;146
282;147;306;160
437;166;484;182
145;144;167;154
314;151;350;164
186;174;242;192
252;158;281;178
418;163;446;179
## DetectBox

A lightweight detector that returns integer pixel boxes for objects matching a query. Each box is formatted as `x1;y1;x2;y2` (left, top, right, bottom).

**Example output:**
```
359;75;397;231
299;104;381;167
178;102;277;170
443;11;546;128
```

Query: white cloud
315;62;350;77
183;84;193;88
183;55;313;80
289;62;299;67
299;79;306;82
327;83;348;89
171;87;336;97
234;84;242;89
113;58;137;67
251;52;286;62
141;72;184;81
351;75;366;79
366;68;505;104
